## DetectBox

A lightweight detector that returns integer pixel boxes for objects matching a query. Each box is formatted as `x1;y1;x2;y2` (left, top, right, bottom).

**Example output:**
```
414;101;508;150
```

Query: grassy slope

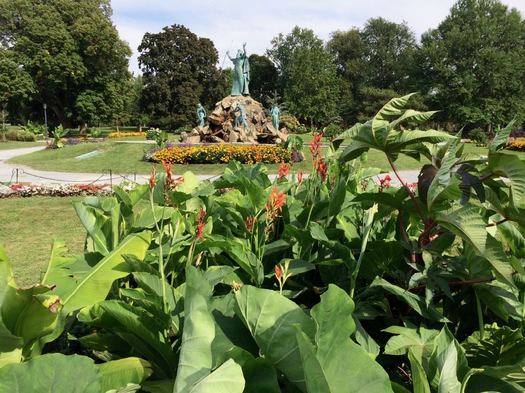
0;196;86;285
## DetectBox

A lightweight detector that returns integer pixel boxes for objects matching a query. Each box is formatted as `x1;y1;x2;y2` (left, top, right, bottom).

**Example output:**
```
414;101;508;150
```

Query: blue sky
110;0;525;74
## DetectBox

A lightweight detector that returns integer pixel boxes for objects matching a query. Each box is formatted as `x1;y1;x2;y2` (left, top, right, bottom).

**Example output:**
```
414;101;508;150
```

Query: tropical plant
50;125;68;148
1;93;524;392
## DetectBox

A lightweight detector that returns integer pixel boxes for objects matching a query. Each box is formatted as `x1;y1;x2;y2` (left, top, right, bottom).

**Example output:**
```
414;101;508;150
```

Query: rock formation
181;96;288;144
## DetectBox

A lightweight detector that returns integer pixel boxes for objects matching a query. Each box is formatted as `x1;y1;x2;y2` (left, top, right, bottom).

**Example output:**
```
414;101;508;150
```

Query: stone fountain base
181;95;288;144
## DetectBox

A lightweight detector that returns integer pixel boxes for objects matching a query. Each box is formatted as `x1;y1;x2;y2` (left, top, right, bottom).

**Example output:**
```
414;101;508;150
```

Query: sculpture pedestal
181;95;288;144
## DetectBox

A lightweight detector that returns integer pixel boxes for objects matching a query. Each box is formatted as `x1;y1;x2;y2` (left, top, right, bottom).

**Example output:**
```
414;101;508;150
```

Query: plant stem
149;191;169;317
386;154;428;225
475;292;485;339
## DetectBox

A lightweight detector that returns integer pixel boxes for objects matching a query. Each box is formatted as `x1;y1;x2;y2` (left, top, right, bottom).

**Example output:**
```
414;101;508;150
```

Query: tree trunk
51;105;73;129
79;123;88;135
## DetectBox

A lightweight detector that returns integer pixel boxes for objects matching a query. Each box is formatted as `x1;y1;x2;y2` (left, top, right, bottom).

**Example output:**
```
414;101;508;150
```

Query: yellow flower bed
153;144;291;164
508;138;525;151
107;131;146;139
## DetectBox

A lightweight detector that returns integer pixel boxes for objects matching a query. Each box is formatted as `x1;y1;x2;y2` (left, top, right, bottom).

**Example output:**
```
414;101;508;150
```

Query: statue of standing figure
196;103;206;127
270;105;281;130
233;101;248;129
227;43;250;96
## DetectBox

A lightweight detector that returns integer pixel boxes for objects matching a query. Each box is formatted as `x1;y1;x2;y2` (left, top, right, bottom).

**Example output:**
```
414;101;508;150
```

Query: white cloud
110;0;525;74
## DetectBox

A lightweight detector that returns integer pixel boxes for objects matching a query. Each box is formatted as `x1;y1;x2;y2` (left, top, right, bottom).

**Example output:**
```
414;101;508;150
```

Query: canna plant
0;94;524;392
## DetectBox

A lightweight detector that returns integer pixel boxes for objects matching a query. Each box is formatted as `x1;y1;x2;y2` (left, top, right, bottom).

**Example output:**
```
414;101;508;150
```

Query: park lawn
0;140;45;150
8;137;525;175
0;196;86;285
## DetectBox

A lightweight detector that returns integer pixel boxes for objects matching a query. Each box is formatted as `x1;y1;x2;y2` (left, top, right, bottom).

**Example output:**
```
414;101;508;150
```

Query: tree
268;27;339;126
138;25;228;130
0;0;132;128
360;18;417;91
327;29;365;124
247;54;278;106
416;0;525;130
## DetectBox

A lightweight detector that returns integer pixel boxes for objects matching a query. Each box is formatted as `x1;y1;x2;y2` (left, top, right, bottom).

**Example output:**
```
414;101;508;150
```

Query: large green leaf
489;119;516;152
408;351;431;393
372;93;417;145
234;285;315;391
186;359;245;393
427;136;460;209
98;357;152;393
487;152;525;209
296;330;332;393
58;231;152;313
0;353;101;393
174;267;215;393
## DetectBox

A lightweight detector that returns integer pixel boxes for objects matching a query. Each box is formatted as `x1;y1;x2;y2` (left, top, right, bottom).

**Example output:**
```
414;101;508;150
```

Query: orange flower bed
153;144;291;164
107;131;146;139
508;138;525;151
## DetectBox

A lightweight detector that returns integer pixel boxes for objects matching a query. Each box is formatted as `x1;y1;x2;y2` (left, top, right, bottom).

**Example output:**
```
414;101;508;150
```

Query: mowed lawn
0;140;45;150
8;136;525;174
0;197;86;285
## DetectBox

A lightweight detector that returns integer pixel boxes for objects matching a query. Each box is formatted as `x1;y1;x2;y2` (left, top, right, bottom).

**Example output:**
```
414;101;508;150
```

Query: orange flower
162;161;173;186
245;215;256;233
297;171;304;184
149;167;157;189
266;186;286;222
278;162;289;179
309;133;323;158
314;158;328;182
196;207;206;239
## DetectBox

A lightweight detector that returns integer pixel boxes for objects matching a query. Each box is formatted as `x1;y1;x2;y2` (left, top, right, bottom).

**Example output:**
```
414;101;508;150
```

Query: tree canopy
416;0;525;130
138;24;228;130
0;0;132;128
268;27;339;125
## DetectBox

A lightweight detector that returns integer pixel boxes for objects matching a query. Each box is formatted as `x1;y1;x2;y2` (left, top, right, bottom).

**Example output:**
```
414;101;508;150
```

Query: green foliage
280;113;301;133
1;94;525;391
248;54;278;106
323;123;343;139
416;0;525;128
51;125;68;149
138;25;227;130
0;0;132;128
468;128;488;146
268;26;339;125
2;129;36;142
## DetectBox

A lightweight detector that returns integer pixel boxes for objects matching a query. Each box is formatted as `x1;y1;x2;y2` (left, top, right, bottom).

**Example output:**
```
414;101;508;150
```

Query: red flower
149;167;157;189
309;133;323;158
274;265;283;281
267;186;286;217
278;162;289;179
196;207;206;239
314;158;328;182
245;215;256;233
379;175;392;192
10;183;24;190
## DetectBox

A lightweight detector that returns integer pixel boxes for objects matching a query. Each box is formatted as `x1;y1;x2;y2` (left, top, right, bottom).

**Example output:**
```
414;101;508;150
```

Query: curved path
0;146;419;185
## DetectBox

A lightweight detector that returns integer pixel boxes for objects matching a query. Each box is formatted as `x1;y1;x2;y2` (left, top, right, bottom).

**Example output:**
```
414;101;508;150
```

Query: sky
110;0;525;74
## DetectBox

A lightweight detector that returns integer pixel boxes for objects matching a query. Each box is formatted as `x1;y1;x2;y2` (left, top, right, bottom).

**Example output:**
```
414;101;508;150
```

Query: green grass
0;140;45;150
8;135;525;175
0;197;86;285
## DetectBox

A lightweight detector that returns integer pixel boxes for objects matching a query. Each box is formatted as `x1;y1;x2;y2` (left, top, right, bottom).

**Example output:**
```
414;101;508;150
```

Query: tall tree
268;27;339;126
327;29;365;124
138;25;227;129
360;18;416;91
247;54;278;106
0;0;132;128
416;0;525;130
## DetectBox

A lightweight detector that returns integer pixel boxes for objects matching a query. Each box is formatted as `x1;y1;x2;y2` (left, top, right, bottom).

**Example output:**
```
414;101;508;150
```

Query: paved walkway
0;146;420;185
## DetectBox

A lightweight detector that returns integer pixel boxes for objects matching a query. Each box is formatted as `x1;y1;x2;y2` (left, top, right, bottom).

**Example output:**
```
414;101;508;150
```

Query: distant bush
175;125;192;135
294;124;309;134
280;114;301;133
469;128;488;146
146;128;161;140
3;130;36;141
21;121;45;136
323;123;343;139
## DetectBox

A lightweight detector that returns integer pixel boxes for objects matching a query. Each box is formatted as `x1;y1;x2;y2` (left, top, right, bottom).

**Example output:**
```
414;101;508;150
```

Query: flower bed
151;144;291;164
508;137;525;151
0;183;113;198
107;131;146;139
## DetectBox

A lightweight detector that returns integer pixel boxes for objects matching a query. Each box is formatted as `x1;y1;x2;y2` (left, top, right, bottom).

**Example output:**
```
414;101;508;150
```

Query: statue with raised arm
233;101;248;129
196;103;206;127
227;43;250;96
270;105;281;130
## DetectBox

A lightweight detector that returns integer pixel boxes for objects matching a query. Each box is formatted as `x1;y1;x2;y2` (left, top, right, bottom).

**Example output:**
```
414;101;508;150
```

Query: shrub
3;130;36;141
507;137;525;151
295;124;309;134
469;127;488;146
107;131;146;139
323;123;343;139
280;113;300;133
21;121;45;136
175;125;192;134
145;128;160;140
151;144;291;164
